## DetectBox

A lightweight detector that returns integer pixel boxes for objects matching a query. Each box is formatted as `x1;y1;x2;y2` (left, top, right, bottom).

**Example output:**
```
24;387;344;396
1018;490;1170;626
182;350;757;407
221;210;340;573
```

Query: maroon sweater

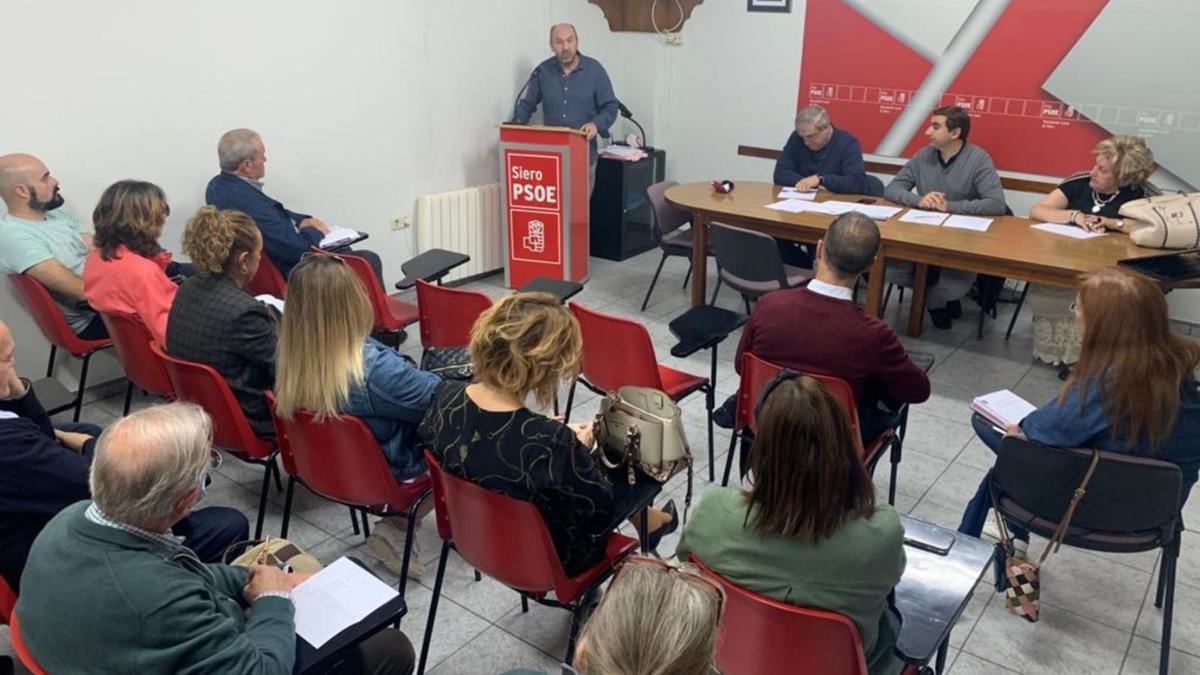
735;287;930;405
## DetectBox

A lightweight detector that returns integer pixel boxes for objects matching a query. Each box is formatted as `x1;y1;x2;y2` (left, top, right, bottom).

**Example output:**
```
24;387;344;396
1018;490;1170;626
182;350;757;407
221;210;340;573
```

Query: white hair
217;128;262;172
90;403;213;528
795;105;831;131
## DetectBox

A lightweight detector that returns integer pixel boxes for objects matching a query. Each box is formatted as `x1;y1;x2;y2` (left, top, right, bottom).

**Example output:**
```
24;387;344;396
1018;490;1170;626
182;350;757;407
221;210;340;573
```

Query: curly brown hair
92;180;169;261
468;292;581;408
181;206;260;276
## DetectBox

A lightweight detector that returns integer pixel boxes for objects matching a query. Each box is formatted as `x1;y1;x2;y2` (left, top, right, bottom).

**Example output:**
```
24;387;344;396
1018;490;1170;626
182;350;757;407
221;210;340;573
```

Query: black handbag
420;347;473;381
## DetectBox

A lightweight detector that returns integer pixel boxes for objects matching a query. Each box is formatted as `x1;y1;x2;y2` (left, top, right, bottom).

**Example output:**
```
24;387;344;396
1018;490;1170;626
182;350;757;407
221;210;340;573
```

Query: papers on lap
1031;223;1107;239
319;226;363;249
899;209;950;226
292;557;400;648
254;294;284;313
971;389;1037;428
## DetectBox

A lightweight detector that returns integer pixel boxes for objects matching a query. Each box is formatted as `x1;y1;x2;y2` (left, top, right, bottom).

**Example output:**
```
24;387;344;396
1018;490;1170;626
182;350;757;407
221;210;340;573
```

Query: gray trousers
884;261;975;310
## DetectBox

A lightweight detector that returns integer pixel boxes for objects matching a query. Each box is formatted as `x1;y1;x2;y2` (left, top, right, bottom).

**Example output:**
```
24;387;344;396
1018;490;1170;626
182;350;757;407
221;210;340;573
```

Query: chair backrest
646;180;689;237
266;391;409;510
9;612;49;675
152;343;272;460
0;573;14;624
802;371;867;455
326;250;392;333
569;302;663;392
994;437;1183;537
246;255;287;298
7;273;108;356
735;353;785;436
415;279;492;349
710;222;788;288
424;450;566;595
98;312;174;399
690;556;869;675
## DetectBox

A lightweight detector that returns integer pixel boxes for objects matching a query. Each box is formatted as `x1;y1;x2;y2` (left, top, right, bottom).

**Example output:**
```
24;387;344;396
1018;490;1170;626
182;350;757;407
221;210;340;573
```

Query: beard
28;187;64;212
557;50;575;65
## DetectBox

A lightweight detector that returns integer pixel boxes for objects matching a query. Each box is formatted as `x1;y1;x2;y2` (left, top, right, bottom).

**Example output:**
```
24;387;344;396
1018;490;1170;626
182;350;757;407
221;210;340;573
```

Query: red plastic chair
153;344;279;538
0;574;14;625
565;302;714;479
7;274;113;421
415;279;491;350
720;352;784;487
324;250;419;342
691;556;924;675
9;611;48;675
98;312;175;415
245;255;287;298
418;451;638;674
265;392;430;601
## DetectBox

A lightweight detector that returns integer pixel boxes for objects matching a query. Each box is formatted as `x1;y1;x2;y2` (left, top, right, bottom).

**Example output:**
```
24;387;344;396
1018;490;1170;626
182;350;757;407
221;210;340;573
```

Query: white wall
0;0;618;388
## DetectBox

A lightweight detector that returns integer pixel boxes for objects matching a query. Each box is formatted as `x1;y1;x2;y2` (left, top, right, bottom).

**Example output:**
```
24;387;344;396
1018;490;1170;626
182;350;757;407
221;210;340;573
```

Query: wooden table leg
690;213;709;307
865;254;885;317
906;263;929;337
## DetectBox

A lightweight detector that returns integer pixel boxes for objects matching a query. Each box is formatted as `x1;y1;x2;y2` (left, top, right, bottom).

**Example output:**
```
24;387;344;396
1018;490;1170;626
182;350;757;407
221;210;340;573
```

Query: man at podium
512;23;618;193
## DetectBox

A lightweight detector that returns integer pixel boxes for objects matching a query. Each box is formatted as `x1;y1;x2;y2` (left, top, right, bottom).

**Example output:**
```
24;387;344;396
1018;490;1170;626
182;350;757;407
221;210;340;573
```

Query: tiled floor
3;248;1198;674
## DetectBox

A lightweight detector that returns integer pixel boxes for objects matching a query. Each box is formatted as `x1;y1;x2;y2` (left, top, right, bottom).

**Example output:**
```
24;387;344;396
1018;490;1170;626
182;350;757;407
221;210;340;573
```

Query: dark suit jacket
0;387;93;593
205;172;320;276
166;274;278;438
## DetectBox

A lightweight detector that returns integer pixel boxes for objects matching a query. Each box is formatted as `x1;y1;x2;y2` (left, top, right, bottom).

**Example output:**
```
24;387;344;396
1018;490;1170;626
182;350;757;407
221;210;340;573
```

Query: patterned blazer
166;275;278;438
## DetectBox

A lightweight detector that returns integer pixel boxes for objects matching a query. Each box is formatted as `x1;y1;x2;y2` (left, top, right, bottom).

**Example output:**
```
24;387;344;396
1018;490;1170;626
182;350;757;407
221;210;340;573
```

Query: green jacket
15;502;295;674
677;488;906;675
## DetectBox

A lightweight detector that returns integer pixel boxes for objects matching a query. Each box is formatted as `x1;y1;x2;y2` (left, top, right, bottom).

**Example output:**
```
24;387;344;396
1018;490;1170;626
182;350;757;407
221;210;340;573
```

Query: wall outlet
665;31;683;46
392;216;410;231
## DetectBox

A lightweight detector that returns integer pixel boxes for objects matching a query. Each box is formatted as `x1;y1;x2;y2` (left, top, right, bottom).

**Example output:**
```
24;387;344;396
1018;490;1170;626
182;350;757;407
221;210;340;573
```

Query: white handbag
1121;192;1200;249
593;386;693;516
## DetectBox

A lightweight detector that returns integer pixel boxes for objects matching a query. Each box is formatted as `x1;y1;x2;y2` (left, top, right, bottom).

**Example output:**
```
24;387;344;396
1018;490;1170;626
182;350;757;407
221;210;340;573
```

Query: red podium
499;124;590;288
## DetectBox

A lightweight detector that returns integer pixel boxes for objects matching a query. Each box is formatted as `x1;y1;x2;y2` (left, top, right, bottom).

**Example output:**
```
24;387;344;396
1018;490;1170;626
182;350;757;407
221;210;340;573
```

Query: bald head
549;23;579;67
90;403;213;530
0;154;45;207
822;211;880;278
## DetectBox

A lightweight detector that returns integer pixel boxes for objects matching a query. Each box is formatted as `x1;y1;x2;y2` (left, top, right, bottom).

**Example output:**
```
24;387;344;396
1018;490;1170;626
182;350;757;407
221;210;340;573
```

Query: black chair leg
742;295;752;315
564;599;587;665
122;380;135;415
254;463;272;539
888;436;902;506
521;595;529;613
641;253;668;312
398;493;430;605
46;344;57;379
682;260;693;290
350;506;361;536
721;431;738;487
1005;282;1030;340
881;284;893;314
1160;543;1178;675
977;302;986;340
563;379;577;424
280;476;296;538
417;543;452;675
361;509;371;538
710;277;723;305
73;351;94;422
899;287;905;305
271;460;284;492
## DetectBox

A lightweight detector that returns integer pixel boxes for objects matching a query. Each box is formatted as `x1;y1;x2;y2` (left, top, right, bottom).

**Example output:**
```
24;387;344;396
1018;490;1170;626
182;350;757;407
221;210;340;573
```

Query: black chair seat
719;264;812;297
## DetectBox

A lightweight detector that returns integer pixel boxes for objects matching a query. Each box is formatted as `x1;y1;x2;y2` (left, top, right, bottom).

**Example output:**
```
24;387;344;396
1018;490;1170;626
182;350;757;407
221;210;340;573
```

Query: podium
498;124;590;288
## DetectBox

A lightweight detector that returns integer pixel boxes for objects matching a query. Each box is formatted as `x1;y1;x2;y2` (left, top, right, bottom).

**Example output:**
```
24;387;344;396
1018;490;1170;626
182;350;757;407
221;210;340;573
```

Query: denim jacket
343;339;440;480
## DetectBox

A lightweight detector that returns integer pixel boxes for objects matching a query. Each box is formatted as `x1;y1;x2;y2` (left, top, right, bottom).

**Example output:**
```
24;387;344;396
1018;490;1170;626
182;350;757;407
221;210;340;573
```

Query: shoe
646;500;679;554
946;299;963;319
1057;364;1072;381
713;394;737;430
928;307;953;330
367;517;426;579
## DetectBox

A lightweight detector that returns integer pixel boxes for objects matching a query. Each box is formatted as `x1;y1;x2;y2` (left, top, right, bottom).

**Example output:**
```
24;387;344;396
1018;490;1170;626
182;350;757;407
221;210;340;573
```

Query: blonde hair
1093;135;1156;187
274;255;373;419
576;562;722;675
181;206;260;276
468;293;580;408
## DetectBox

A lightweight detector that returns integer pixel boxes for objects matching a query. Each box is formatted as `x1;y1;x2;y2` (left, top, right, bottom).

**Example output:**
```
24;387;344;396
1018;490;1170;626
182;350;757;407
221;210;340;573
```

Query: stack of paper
850;204;903;220
777;187;817;201
600;145;647;161
320;226;363;249
1031;223;1107;239
764;200;812;213
971;390;1037;428
293;557;400;648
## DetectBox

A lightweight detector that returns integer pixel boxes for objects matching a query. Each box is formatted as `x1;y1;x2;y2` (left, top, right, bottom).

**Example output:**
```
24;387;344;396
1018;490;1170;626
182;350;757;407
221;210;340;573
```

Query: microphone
508;65;541;124
617;99;649;149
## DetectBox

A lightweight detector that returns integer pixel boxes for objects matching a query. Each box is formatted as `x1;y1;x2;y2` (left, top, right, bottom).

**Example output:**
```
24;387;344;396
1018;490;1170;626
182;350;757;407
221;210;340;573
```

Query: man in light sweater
884;106;1007;329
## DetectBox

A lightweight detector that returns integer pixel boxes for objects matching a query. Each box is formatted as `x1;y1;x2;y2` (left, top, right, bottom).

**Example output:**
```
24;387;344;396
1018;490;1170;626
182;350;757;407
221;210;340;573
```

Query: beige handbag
593;386;693;516
1121;192;1200;249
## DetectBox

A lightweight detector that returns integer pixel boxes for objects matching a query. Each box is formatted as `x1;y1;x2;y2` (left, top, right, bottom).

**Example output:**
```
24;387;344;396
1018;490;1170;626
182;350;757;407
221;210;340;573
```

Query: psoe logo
522;220;546;253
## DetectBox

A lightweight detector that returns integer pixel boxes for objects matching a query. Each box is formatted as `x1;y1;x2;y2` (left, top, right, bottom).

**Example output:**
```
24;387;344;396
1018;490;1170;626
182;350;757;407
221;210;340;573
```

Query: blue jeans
175;507;250;563
957;414;1029;542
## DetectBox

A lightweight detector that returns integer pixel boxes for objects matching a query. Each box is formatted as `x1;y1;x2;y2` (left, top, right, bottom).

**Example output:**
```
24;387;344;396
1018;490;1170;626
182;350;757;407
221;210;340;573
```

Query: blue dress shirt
513;54;619;162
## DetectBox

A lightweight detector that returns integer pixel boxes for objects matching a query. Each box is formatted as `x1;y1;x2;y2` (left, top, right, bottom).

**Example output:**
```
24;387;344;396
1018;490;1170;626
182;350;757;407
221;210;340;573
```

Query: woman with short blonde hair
275;254;440;576
420;293;677;576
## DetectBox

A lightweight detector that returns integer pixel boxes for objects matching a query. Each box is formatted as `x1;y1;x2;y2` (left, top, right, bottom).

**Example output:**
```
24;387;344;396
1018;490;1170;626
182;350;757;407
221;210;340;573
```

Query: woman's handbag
592;386;693;518
420;347;474;381
1121;192;1200;249
994;449;1101;622
223;538;323;574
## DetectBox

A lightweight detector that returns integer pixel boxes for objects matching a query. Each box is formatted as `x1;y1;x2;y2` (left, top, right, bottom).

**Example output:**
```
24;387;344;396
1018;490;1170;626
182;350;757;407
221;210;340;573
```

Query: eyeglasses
618;556;726;614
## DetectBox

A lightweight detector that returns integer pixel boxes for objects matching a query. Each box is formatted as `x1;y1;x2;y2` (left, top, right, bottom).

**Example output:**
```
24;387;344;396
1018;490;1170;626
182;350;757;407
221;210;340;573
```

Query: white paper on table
254;294;285;313
899;209;949;226
1031;223;1107;239
970;389;1037;428
777;188;817;201
848;204;903;220
764;199;811;213
806;200;859;215
319;226;362;248
292;557;399;648
943;215;993;232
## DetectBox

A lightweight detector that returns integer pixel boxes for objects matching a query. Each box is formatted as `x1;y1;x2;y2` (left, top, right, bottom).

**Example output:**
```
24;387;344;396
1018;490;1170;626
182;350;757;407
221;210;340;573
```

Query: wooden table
665;181;1159;336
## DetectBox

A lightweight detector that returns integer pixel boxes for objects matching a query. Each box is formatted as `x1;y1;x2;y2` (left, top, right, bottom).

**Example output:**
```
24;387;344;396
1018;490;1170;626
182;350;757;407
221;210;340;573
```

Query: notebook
970;389;1036;428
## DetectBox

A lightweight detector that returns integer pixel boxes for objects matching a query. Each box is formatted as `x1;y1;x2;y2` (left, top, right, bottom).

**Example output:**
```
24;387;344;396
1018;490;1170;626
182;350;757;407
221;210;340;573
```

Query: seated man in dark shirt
0;320;247;593
733;212;932;444
205;128;384;285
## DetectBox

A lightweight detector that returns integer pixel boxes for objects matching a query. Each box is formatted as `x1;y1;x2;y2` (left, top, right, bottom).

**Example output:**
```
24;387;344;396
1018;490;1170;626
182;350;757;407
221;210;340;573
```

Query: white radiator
414;183;503;283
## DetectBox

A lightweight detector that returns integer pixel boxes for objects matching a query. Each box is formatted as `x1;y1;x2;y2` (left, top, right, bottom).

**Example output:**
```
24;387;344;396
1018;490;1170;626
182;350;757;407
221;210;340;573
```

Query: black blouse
418;381;615;576
1057;173;1148;218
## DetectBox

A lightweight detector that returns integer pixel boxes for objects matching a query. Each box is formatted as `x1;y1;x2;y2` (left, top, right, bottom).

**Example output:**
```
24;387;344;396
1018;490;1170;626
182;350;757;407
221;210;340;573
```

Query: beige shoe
367;517;426;579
